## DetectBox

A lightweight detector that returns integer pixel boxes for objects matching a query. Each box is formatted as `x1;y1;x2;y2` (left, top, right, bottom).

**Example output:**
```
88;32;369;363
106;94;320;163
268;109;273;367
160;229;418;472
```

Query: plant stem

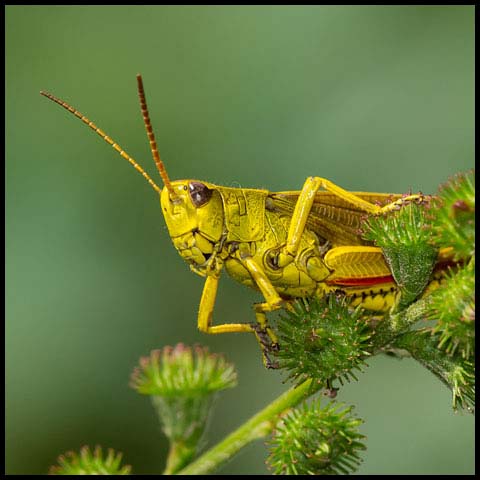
370;296;432;351
164;441;194;475
176;379;315;475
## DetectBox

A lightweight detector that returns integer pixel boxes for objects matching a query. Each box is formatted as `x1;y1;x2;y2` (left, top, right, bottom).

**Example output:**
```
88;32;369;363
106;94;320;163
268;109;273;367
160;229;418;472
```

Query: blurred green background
6;5;474;475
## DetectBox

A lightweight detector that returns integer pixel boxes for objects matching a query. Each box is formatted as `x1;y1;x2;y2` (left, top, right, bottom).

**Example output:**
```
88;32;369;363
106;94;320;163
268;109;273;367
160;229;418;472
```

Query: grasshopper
41;75;451;367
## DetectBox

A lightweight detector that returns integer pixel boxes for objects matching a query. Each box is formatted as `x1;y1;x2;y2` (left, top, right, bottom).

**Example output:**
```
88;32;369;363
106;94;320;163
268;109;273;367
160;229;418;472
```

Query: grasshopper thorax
160;180;225;270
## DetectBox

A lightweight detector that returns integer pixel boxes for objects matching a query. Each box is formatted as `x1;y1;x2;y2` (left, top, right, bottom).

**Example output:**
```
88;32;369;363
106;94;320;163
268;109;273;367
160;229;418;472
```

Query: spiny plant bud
130;343;237;397
274;296;372;390
429;260;475;359
431;170;474;261
266;400;366;475
49;445;131;475
130;344;237;474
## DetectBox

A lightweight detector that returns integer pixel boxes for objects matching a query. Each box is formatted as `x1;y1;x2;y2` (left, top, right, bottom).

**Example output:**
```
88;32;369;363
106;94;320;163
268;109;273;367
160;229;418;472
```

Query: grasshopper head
160;180;225;269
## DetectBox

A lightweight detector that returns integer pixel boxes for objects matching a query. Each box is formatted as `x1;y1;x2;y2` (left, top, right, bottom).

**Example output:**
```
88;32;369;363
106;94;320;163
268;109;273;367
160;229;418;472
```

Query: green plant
49;171;474;475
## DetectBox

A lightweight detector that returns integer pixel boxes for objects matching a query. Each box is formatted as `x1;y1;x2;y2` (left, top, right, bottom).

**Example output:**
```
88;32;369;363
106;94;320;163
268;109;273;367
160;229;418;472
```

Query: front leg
198;274;254;334
198;255;287;367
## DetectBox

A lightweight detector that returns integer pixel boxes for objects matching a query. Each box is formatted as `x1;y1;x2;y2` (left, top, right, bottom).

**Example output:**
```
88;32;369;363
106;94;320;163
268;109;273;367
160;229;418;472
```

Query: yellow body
41;77;451;368
160;177;445;367
162;179;400;305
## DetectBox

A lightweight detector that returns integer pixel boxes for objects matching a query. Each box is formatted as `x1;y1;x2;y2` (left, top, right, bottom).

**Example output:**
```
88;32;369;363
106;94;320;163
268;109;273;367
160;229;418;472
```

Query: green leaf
363;200;437;310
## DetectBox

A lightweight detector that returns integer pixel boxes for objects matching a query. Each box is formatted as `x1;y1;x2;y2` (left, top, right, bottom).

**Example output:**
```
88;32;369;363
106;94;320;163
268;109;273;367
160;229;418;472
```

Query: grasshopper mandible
41;75;449;367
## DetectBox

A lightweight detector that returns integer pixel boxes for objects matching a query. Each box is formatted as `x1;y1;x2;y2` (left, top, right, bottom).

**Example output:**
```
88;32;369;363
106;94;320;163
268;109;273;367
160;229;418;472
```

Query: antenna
136;74;177;200
39;89;163;195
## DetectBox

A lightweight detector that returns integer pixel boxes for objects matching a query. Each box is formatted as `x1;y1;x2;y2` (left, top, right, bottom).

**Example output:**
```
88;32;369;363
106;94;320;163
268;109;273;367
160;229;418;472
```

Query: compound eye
188;182;212;207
